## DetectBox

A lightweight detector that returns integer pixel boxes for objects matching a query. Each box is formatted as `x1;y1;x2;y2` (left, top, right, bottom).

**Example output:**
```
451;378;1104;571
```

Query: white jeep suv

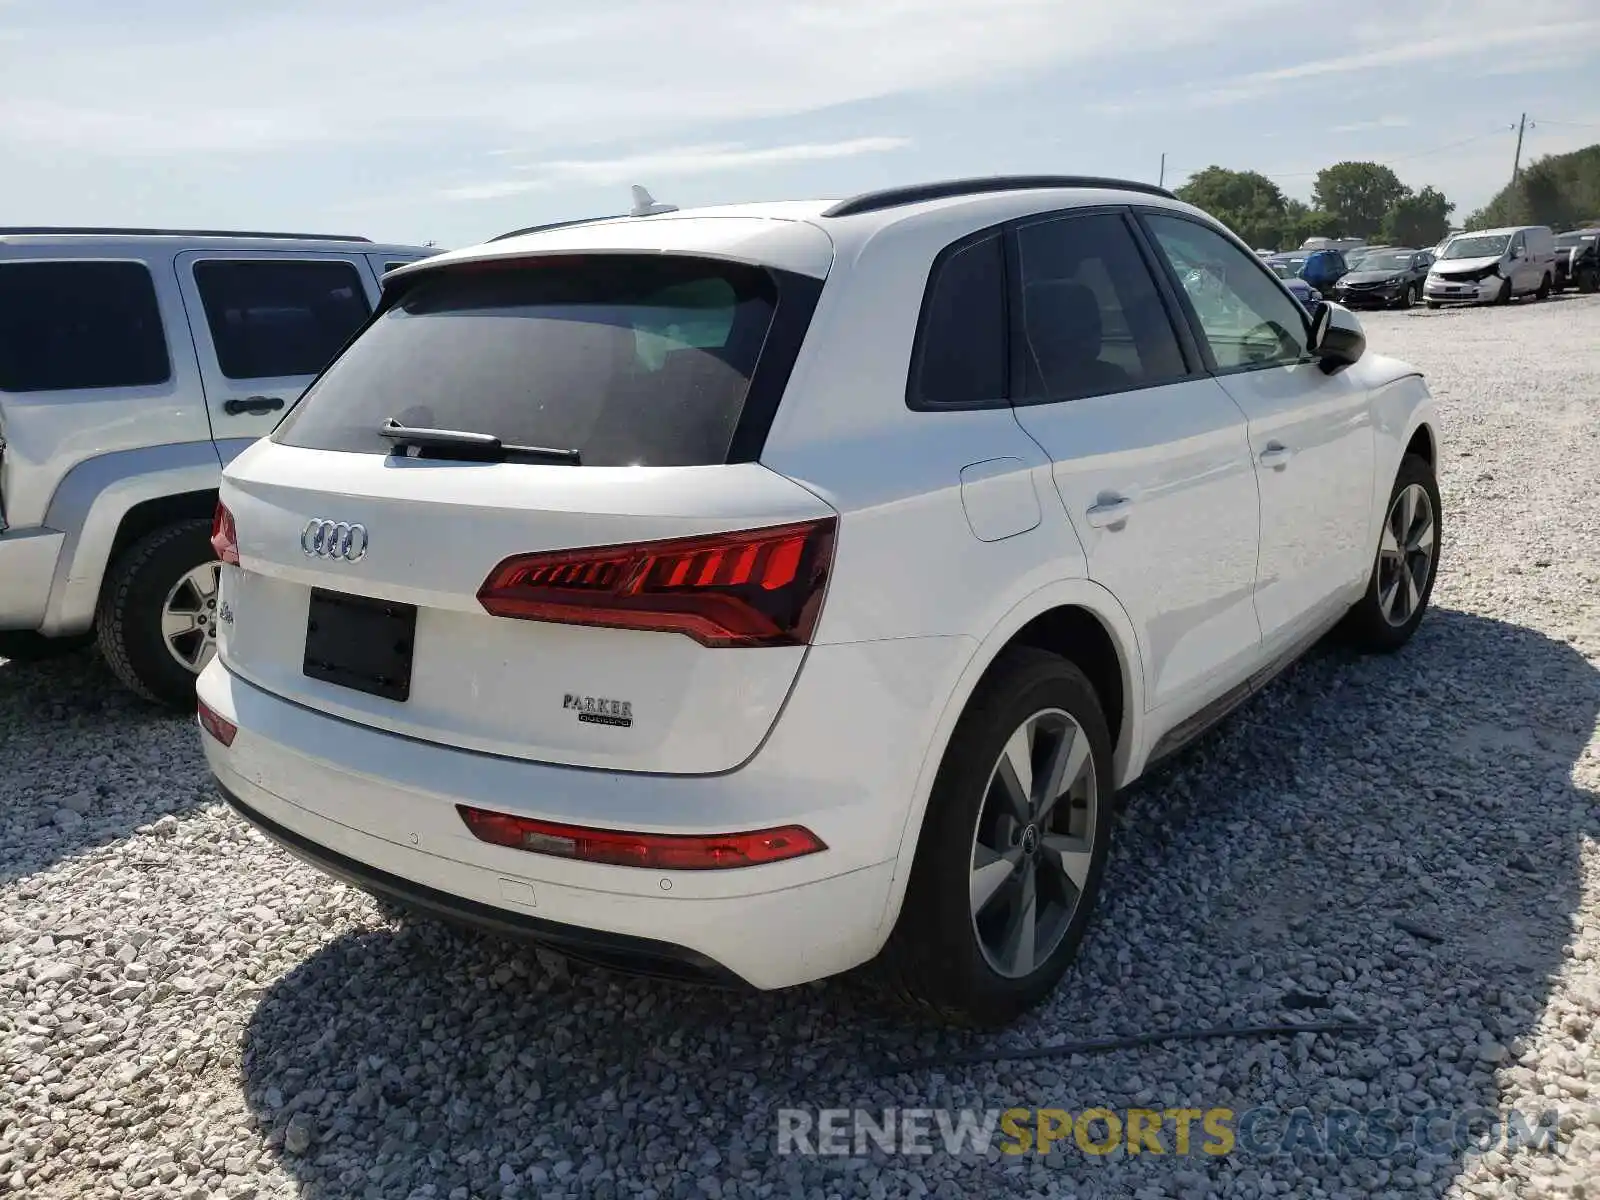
197;177;1442;1026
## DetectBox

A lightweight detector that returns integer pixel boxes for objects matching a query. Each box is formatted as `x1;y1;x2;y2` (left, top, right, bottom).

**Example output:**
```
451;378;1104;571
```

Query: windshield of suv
1442;234;1509;260
273;255;787;467
1556;232;1597;247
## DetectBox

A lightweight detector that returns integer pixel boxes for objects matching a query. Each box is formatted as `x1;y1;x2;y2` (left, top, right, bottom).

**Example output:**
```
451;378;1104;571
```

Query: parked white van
1424;225;1556;307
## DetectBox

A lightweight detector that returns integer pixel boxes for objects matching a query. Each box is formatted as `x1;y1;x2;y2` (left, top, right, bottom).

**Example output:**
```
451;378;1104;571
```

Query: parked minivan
1424;225;1556;307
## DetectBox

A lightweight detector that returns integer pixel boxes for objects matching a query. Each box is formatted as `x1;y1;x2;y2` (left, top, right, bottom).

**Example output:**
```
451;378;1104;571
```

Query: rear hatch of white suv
216;239;836;774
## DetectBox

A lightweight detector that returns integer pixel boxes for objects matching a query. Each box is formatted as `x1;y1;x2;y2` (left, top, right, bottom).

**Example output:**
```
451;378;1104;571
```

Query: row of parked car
1258;224;1600;314
3;178;1442;1026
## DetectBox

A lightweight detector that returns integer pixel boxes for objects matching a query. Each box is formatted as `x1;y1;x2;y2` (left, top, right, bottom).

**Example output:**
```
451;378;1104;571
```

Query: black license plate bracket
303;588;417;702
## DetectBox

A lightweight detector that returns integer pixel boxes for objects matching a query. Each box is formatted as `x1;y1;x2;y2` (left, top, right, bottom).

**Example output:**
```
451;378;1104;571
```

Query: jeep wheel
1581;268;1599;295
874;647;1113;1027
97;520;220;709
0;630;95;664
1340;454;1441;653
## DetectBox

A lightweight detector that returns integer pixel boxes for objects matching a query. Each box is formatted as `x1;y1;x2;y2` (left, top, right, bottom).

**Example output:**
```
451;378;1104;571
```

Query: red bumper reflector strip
457;805;826;871
197;699;237;747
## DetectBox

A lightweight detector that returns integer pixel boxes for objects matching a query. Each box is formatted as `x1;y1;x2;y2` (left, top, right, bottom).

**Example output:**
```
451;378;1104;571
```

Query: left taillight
476;517;837;648
196;698;236;746
211;500;239;565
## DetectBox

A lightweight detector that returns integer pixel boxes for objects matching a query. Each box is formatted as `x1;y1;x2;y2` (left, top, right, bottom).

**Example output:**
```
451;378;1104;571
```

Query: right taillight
476;517;837;648
211;501;239;565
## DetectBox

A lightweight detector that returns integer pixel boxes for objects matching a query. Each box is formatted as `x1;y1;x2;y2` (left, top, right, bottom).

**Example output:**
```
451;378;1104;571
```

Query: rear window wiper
379;419;581;465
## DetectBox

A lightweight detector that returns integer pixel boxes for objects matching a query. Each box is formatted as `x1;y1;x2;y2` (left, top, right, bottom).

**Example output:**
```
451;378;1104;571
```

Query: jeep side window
908;232;1007;408
1011;211;1190;403
191;260;372;380
0;261;171;393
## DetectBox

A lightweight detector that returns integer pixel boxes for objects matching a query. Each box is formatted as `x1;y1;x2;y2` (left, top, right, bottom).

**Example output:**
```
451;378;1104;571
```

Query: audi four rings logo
300;519;368;562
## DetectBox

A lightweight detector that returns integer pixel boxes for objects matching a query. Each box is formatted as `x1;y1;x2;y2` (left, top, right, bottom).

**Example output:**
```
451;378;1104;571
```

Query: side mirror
1310;301;1365;373
1511;245;1525;259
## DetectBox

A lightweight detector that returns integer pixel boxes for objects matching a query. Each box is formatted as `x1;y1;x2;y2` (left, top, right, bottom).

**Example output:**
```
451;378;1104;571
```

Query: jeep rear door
174;251;381;457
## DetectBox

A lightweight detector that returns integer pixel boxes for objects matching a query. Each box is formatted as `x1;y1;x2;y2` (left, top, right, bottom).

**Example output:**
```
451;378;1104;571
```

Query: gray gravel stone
2;298;1600;1200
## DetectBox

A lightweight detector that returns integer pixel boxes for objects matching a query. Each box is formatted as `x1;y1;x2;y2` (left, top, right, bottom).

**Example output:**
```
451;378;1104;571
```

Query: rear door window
191;259;371;380
1010;211;1191;403
274;255;785;467
0;261;170;393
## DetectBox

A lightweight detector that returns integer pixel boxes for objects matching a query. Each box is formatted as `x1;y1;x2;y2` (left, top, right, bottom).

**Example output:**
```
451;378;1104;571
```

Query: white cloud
1331;116;1412;134
444;136;912;200
1091;0;1599;114
0;0;1282;156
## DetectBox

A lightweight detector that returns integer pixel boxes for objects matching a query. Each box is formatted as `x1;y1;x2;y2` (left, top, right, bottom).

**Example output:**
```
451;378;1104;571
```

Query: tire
1396;283;1416;309
0;629;94;664
1493;278;1513;306
96;520;220;710
1536;273;1552;301
873;646;1114;1027
1340;454;1442;653
1581;269;1599;295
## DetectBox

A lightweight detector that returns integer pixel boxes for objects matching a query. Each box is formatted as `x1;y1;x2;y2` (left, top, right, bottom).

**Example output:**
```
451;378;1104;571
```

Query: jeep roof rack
487;214;629;242
0;226;372;242
821;175;1177;219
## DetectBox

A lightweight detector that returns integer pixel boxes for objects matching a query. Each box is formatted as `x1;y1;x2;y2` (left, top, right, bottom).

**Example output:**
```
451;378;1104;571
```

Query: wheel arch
38;443;223;636
874;578;1146;936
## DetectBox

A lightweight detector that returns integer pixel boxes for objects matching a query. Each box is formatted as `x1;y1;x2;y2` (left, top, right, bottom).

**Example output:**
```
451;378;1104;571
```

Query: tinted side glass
0;261;170;393
1012;212;1188;403
274;255;786;468
192;259;371;380
1144;214;1310;372
909;233;1006;407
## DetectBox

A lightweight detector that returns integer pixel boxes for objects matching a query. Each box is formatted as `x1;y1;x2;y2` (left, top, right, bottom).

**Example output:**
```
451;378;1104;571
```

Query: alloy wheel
160;562;221;673
969;708;1098;979
1377;483;1436;627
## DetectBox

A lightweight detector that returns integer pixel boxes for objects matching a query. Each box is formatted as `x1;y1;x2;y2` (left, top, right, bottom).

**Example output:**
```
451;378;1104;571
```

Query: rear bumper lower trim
216;779;746;988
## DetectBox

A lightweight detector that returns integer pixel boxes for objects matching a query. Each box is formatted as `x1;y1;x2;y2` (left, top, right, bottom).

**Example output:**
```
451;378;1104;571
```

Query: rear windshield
273;255;780;466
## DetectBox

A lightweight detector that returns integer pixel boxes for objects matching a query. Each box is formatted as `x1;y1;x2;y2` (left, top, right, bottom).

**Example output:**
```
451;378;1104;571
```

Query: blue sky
3;0;1597;249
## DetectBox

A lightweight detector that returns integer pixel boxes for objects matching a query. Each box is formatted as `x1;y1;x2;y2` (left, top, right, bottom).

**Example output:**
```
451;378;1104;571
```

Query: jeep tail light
476;517;836;647
197;698;237;746
457;806;826;870
211;501;239;566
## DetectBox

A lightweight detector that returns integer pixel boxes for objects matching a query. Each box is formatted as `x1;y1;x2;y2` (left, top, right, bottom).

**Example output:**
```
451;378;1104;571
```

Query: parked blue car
1269;260;1323;314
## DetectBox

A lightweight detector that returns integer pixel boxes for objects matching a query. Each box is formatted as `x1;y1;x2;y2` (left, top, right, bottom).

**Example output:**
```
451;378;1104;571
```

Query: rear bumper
197;633;971;988
218;781;742;985
0;528;64;630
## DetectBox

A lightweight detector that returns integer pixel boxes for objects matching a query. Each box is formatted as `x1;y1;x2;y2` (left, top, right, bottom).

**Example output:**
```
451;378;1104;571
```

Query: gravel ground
3;294;1599;1200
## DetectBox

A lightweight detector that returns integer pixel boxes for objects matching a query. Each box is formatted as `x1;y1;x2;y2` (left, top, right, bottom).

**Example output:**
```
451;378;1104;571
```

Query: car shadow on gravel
0;649;207;886
240;608;1599;1199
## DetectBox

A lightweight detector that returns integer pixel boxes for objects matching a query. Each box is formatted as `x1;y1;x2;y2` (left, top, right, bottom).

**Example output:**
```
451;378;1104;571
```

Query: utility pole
1159;153;1166;188
1511;113;1527;185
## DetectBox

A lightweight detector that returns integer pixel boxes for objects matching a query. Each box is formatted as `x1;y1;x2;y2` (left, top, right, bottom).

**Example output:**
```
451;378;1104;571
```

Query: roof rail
487;214;627;242
820;175;1177;219
0;226;372;242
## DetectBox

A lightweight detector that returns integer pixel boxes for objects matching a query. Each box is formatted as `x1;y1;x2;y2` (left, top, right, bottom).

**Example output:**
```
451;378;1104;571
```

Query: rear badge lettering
564;693;634;728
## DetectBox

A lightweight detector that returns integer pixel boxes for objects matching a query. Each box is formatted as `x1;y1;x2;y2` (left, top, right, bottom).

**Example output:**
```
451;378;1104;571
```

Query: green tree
1283;198;1342;246
1466;143;1600;231
1381;186;1455;247
1174;166;1292;249
1313;162;1410;238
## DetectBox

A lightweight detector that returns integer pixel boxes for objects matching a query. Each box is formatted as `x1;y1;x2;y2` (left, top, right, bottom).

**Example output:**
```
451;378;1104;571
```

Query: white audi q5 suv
198;176;1442;1026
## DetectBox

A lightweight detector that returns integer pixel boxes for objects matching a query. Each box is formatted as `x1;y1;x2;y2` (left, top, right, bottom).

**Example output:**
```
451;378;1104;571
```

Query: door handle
223;395;285;416
1258;443;1294;470
1085;496;1134;530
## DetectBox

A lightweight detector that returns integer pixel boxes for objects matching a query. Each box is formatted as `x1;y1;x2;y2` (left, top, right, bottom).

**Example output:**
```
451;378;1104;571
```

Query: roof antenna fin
630;185;678;217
